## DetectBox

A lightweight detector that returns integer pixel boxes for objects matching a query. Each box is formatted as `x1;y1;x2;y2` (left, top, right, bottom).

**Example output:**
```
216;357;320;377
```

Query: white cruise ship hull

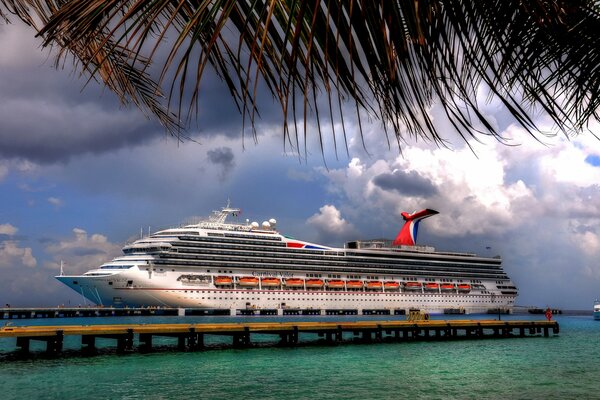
56;267;516;314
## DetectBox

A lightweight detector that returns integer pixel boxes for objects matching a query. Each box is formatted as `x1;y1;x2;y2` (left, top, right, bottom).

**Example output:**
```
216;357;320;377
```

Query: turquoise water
1;315;599;399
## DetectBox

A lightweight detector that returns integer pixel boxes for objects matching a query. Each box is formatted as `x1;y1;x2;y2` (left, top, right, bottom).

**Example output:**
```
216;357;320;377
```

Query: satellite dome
251;221;259;228
262;221;271;229
269;218;277;225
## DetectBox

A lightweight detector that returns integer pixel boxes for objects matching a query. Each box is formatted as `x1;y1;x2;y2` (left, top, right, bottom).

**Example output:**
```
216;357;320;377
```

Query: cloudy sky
1;20;600;310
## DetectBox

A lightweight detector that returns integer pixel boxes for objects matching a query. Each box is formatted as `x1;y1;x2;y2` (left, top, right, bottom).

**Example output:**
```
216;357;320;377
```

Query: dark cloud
70;247;106;257
38;237;59;245
0;234;27;242
0;24;165;163
0;93;162;163
207;146;235;179
207;146;234;165
372;170;438;197
0;23;263;164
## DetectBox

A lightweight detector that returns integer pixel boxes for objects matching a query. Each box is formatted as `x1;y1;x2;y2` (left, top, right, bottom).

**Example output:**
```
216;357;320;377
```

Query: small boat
424;283;439;291
261;277;281;287
366;281;383;290
305;279;324;288
457;284;471;292
238;277;260;287
327;280;345;289
383;281;400;290
214;276;233;285
440;283;455;291
594;300;600;321
404;281;422;290
284;278;304;288
346;280;363;289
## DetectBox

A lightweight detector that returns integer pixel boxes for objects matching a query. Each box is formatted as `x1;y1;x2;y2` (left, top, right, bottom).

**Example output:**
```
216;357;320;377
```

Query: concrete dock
1;307;407;319
0;320;559;354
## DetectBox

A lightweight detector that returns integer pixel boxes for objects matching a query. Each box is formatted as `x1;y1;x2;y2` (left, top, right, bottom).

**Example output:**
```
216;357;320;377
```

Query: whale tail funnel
393;209;439;246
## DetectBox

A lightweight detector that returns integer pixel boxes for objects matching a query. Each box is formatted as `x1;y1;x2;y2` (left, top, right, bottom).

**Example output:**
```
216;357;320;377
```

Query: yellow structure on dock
0;319;559;355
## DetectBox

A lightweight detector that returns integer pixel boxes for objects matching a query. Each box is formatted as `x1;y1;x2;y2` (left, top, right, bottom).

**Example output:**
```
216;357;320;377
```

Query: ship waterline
56;204;518;314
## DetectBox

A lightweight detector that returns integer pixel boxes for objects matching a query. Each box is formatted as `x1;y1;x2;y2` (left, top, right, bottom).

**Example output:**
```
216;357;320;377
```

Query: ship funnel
393;209;439;246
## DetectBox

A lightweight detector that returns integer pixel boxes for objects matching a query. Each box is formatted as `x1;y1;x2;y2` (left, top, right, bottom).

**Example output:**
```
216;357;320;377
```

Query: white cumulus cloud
0;222;36;269
307;205;358;245
48;197;64;207
0;223;18;236
45;227;123;275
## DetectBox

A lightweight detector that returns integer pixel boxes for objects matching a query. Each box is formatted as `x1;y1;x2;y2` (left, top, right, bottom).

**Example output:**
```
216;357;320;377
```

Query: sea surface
1;313;599;399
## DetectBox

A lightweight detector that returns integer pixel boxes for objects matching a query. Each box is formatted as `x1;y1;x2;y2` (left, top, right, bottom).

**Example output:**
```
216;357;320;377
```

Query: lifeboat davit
425;283;439;291
457;284;472;292
366;281;383;290
284;278;304;287
404;281;422;290
305;279;324;288
327;280;345;289
214;276;233;286
346;280;363;289
441;283;455;291
261;277;281;287
238;277;259;287
384;281;400;290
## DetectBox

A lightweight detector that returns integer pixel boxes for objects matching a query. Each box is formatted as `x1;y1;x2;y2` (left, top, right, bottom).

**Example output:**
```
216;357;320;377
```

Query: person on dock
545;307;553;321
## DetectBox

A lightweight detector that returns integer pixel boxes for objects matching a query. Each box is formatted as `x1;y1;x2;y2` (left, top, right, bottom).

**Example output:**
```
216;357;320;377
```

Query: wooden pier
0;320;559;354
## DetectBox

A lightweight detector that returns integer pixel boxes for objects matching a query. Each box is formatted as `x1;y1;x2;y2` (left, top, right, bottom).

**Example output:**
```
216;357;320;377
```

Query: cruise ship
56;204;518;314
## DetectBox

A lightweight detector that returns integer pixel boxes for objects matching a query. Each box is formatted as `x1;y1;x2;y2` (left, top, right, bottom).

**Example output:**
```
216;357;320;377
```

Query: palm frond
2;0;599;152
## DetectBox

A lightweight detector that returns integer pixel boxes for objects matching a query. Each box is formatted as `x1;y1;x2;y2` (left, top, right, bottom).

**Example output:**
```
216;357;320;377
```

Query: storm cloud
207;146;235;179
372;170;438;197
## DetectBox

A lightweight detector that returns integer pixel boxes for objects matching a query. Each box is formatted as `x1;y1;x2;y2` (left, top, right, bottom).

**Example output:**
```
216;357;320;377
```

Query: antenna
60;260;64;276
140;227;143;239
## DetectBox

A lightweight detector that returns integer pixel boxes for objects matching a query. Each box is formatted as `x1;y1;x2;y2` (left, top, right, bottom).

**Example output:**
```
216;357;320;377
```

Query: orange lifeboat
457;284;472;292
425;283;439;291
214;276;233;286
366;281;383;290
305;279;324;288
441;283;455;291
404;281;422;290
327;280;345;289
284;278;304;288
346;280;363;289
384;281;400;290
261;277;281;287
238;276;259;287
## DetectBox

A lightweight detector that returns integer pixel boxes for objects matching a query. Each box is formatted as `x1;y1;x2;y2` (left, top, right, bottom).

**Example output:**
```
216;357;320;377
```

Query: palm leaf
2;0;599;152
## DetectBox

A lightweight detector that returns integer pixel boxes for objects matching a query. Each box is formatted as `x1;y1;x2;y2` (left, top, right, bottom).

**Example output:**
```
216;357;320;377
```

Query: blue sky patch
585;154;600;166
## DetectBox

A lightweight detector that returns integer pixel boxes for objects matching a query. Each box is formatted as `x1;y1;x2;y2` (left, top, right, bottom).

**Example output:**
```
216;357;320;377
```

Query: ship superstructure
56;204;518;314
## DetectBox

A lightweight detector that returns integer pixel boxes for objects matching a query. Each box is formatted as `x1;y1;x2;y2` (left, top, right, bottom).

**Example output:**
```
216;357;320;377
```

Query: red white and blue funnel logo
392;209;439;246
